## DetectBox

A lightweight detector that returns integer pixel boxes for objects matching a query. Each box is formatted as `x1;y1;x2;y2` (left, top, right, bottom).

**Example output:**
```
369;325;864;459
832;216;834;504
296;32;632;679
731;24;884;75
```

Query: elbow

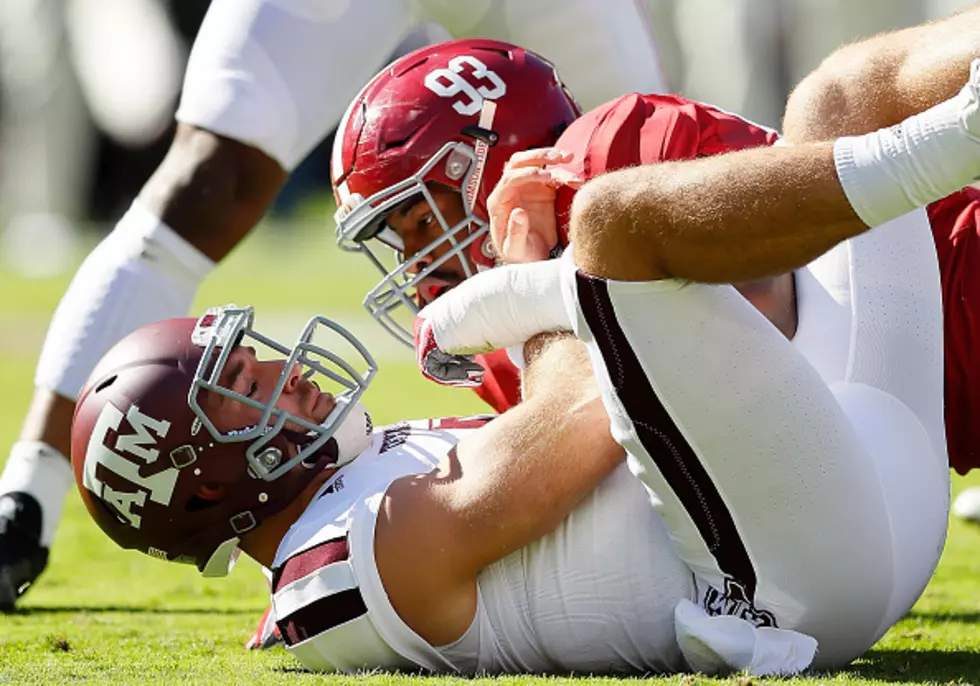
569;170;670;281
569;174;624;248
784;42;897;143
783;63;852;143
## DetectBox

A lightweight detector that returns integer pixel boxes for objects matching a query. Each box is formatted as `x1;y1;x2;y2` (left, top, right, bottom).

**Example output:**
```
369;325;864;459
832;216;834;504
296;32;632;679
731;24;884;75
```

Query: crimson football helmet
332;38;580;346
71;305;376;576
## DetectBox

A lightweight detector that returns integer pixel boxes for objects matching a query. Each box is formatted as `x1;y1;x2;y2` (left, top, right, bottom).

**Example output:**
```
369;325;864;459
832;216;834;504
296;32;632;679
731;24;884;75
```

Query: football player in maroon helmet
72;305;377;575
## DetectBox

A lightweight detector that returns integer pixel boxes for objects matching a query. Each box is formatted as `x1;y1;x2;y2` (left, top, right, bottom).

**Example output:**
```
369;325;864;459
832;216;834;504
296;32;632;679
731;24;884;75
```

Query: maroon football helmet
332;38;581;346
71;306;376;576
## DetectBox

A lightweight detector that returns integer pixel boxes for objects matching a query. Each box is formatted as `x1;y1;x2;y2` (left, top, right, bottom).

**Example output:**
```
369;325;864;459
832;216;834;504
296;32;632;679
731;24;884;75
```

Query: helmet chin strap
329;402;374;467
279;402;374;471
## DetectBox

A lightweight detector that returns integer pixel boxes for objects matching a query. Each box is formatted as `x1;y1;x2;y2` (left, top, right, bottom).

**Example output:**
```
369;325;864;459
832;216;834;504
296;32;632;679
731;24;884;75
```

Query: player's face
385;184;476;305
204;345;336;433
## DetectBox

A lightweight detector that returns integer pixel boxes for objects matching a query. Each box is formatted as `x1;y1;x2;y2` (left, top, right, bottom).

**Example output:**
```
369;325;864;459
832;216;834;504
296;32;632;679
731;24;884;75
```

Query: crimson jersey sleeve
552;93;780;243
928;187;980;474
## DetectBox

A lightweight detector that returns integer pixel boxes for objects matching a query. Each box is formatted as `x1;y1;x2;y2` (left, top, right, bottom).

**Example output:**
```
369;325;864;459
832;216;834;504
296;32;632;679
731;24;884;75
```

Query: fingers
501;208;551;263
500;208;528;259
547;167;584;190
504;148;574;171
496;166;583;189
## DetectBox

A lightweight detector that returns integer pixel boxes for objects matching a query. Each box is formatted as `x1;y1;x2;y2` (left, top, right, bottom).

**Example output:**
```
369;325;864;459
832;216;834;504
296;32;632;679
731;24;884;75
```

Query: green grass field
2;218;980;685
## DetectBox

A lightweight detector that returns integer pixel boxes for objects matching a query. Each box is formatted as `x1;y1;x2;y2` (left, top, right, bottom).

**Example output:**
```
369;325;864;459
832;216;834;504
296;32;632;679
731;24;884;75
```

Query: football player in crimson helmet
71;305;376;576
332;39;580;345
332;38;581;413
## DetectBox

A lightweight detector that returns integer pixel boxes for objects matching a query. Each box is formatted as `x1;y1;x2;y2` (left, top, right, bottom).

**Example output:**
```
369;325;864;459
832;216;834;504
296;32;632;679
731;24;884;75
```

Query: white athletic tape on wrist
834;58;980;228
418;258;571;355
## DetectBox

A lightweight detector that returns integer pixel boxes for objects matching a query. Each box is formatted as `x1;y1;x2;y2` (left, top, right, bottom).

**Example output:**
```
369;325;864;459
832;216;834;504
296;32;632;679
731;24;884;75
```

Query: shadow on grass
271;652;980;683
841;648;980;683
6;605;257;616
906;609;980;624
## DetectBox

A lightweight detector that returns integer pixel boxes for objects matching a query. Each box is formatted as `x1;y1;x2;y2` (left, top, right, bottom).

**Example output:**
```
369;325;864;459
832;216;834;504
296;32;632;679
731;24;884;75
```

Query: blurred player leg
557;205;947;669
668;0;784;128
0;0;92;252
427;0;667;106
952;486;980;522
784;0;923;92
668;0;923;131
0;0;419;610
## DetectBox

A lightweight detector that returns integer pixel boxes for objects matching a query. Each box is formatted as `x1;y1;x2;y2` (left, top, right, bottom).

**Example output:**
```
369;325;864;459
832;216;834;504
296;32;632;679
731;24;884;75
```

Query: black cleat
0;492;49;612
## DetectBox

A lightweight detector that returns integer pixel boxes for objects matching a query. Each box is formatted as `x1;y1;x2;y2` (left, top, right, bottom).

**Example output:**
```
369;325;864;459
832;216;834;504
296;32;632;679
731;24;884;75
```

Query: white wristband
834;58;980;228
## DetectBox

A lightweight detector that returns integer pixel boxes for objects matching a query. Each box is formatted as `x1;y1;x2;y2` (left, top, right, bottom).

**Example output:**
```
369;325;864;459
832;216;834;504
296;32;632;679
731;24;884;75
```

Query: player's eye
246;381;259;398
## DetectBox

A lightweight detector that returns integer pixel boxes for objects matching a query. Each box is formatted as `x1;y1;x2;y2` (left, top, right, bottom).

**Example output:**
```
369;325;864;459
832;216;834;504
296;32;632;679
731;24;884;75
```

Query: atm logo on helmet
82;402;178;529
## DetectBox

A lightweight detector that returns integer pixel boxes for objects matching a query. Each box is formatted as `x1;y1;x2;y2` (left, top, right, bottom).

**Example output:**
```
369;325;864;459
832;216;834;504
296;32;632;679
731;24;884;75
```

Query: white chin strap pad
418;257;572;355
332;402;374;467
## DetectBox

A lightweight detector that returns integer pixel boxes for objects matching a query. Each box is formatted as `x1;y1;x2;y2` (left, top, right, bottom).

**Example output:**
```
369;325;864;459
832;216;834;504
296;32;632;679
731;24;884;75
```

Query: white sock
0;442;74;547
33;200;215;400
834;58;980;228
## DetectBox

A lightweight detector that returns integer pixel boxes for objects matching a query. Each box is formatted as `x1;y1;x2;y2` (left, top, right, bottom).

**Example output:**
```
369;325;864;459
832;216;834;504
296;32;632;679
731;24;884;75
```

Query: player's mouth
312;390;335;421
416;273;463;304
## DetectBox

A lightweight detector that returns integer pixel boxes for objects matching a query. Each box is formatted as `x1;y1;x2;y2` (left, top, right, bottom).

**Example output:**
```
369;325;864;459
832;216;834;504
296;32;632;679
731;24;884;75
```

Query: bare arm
571;6;980;284
783;4;980;143
569;141;863;283
375;333;623;645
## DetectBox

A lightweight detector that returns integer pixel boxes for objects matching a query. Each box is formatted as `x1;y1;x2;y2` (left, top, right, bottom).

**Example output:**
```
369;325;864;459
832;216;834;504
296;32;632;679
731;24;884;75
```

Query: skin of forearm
446;333;623;572
570;142;865;284
783;5;980;143
520;331;591;401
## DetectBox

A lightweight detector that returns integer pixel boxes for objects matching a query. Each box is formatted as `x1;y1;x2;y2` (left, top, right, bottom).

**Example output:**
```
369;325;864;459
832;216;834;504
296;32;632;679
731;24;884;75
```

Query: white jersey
177;0;667;170
271;418;693;674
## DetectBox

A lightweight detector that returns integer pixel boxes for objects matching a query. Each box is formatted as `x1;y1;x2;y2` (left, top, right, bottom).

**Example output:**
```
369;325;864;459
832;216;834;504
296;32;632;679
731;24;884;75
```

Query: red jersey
929;187;980;474
552;94;779;241
473;94;779;413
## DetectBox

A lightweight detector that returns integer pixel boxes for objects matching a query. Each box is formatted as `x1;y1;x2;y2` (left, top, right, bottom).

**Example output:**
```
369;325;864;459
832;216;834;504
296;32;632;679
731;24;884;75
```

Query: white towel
674;599;818;676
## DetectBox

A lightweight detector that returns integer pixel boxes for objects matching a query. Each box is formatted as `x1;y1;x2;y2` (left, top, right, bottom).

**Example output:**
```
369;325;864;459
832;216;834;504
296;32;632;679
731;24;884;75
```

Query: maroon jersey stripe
276;588;368;646
272;536;349;593
575;270;773;627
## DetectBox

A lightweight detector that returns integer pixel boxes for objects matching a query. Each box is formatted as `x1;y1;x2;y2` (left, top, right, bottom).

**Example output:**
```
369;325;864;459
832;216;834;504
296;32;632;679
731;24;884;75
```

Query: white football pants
176;0;667;170
559;208;949;668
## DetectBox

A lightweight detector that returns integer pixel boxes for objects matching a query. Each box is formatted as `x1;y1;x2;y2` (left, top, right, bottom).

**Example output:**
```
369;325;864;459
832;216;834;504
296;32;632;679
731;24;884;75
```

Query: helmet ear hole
186;495;221;512
94;375;118;394
187;483;226;511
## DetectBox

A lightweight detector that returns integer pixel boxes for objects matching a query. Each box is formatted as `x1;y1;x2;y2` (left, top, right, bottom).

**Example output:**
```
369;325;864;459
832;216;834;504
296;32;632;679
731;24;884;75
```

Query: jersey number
424;55;507;116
